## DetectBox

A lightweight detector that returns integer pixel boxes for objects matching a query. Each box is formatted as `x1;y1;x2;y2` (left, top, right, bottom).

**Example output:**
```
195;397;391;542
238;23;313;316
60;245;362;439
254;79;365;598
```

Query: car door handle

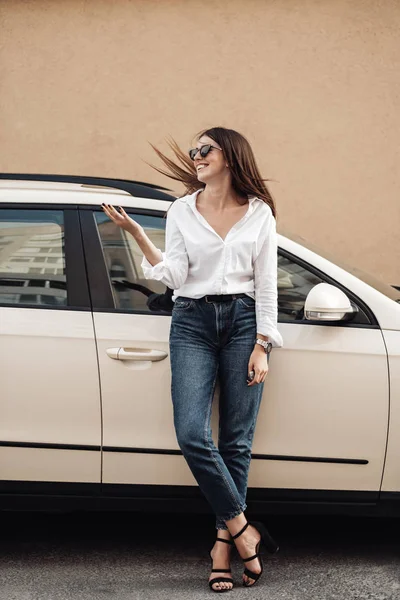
106;348;168;362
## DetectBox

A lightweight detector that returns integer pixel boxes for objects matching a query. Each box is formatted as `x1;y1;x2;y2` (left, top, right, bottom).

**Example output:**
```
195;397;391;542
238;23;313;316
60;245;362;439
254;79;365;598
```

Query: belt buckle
205;294;235;303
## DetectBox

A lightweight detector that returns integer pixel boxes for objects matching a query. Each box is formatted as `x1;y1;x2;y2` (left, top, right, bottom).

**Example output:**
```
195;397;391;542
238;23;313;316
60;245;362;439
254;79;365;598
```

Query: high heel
232;521;279;587
250;520;279;554
209;537;234;593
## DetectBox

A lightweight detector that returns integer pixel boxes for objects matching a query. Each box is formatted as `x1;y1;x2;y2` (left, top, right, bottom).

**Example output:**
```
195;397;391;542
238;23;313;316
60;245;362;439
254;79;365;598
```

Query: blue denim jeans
169;295;265;530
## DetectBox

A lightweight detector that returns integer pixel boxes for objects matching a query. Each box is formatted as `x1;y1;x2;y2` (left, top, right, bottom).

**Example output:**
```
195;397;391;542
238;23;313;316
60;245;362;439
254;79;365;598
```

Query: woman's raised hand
101;204;142;237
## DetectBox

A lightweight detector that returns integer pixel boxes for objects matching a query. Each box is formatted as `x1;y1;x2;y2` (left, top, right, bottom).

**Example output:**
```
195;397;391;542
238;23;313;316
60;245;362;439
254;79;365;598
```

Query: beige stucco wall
1;0;399;283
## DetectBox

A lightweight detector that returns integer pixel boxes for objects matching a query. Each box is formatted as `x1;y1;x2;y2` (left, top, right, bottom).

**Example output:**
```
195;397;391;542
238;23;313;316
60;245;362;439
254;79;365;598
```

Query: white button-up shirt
141;189;283;347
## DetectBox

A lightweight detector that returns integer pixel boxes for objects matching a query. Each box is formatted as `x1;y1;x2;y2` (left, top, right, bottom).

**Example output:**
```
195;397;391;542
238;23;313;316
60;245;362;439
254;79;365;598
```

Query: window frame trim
0;203;91;311
80;205;168;311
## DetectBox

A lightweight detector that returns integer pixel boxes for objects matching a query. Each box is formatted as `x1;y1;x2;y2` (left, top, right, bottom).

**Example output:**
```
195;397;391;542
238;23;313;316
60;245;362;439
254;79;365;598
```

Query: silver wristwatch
256;339;273;354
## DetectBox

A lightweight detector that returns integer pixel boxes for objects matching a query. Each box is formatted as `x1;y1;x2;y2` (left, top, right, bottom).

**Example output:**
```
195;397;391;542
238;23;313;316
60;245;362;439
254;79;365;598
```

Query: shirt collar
182;189;261;206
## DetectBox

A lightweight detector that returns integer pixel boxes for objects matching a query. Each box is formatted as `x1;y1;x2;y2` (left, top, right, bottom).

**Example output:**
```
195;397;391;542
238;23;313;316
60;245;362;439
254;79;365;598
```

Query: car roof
0;178;175;212
0;180;128;194
0;173;175;197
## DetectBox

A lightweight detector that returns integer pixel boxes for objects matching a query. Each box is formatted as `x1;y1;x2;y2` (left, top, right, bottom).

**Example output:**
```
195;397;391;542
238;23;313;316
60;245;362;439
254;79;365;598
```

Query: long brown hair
148;127;277;218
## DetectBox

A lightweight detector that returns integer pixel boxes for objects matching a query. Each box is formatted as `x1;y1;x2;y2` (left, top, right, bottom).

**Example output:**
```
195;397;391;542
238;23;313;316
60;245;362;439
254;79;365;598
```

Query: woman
102;126;283;592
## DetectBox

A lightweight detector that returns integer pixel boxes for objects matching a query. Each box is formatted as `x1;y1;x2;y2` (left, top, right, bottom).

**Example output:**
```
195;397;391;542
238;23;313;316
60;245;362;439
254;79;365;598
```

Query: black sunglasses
188;144;222;161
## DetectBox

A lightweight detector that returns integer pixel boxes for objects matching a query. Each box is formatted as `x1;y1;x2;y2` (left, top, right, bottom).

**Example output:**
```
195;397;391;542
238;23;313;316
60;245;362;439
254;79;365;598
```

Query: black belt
203;293;247;303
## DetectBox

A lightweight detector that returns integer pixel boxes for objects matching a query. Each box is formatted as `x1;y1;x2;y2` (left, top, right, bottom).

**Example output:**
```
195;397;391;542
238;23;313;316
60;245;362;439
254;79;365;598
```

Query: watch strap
256;338;272;353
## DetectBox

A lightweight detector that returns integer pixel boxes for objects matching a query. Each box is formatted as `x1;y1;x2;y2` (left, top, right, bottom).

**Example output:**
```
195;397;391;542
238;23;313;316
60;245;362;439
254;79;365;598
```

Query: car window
95;211;169;313
278;253;324;321
0;209;67;307
280;228;400;303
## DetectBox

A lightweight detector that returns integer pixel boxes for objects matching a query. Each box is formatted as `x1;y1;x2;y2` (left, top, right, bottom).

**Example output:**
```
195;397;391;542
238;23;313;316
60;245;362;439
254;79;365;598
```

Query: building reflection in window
0;210;67;306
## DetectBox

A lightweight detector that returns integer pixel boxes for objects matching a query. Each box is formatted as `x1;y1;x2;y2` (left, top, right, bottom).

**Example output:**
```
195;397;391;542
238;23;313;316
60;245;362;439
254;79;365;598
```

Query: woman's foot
233;523;262;586
209;532;233;592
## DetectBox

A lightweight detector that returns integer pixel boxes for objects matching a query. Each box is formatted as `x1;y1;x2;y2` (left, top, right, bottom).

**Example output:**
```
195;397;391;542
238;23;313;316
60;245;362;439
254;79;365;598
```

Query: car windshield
280;229;400;303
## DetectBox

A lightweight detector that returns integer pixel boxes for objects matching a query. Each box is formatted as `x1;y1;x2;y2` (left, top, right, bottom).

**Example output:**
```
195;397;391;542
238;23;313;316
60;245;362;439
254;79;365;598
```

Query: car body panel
98;312;388;493
0;308;101;482
380;330;400;493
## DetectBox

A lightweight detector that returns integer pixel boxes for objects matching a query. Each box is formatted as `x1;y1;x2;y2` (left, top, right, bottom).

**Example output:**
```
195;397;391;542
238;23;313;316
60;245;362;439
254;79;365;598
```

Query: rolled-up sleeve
141;205;189;291
254;213;283;348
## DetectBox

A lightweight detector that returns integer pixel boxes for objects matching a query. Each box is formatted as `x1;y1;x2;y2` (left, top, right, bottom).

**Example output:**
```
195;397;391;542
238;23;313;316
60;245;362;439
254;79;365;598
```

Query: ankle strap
231;522;249;540
216;537;234;545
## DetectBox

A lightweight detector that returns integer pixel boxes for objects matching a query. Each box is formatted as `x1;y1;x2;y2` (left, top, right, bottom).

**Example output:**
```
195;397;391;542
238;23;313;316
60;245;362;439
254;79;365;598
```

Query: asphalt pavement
0;511;399;599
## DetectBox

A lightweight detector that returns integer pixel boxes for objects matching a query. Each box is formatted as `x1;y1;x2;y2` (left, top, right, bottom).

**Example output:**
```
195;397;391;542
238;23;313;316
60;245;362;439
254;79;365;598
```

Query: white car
1;175;399;516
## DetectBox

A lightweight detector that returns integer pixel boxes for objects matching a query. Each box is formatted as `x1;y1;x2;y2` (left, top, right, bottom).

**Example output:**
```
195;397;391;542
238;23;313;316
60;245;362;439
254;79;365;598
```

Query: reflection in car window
277;254;324;321
95;211;170;313
0;209;67;307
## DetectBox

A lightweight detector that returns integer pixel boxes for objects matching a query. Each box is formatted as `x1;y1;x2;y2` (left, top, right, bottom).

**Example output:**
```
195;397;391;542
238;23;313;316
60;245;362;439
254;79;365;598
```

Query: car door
82;201;388;498
79;203;188;490
0;204;101;489
249;249;388;499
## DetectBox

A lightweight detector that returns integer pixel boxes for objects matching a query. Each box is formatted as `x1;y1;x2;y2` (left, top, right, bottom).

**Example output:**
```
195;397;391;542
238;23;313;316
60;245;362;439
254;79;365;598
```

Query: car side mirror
304;283;358;322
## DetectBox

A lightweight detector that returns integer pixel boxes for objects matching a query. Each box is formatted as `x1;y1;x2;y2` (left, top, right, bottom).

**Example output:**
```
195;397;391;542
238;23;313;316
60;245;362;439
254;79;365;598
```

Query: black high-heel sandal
209;537;234;593
232;521;279;587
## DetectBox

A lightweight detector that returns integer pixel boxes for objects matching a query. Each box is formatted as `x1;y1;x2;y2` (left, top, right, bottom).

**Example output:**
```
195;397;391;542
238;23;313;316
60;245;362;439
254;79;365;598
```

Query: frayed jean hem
215;503;247;530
